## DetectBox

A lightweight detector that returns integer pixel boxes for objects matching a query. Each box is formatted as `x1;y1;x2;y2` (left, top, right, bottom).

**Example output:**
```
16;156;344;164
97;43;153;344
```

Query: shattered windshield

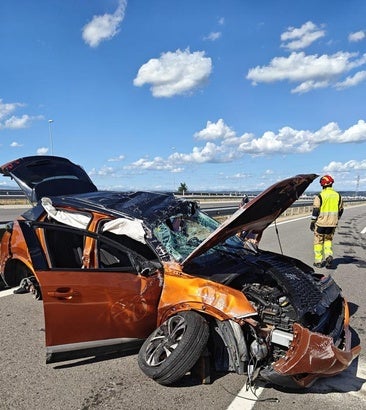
153;210;243;262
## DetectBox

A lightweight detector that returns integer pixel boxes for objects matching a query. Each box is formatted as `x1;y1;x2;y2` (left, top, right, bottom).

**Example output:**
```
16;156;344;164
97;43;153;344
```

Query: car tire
138;311;209;385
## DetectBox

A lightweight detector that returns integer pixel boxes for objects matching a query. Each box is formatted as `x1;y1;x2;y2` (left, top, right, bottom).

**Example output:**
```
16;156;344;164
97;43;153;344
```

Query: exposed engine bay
243;282;296;332
202;251;345;385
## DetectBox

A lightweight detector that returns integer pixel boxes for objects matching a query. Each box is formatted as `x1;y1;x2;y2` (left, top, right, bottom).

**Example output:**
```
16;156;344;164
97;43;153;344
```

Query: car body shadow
266;355;365;395
53;349;140;369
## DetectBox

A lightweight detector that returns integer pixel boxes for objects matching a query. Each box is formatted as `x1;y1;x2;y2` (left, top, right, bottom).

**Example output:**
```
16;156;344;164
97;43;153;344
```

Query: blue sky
1;0;366;193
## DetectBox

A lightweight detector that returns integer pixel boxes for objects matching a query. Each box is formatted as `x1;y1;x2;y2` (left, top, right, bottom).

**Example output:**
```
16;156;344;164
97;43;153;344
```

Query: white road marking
226;360;366;409
361;227;366;234
0;288;15;298
226;384;266;410
269;215;310;226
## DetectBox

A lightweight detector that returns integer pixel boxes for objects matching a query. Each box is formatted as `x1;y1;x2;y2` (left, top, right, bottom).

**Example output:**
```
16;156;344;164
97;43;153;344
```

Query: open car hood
0;156;98;203
182;173;318;266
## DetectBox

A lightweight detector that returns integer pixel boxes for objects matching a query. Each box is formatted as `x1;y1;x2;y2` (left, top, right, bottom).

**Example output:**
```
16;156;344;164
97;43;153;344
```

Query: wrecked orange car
0;156;360;389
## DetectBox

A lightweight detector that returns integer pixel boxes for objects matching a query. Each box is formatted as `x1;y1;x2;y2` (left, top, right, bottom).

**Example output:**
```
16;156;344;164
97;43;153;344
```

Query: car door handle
47;288;80;299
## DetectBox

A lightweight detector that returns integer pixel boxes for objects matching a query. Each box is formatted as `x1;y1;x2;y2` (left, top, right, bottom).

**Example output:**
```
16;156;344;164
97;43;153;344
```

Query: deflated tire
138;311;209;385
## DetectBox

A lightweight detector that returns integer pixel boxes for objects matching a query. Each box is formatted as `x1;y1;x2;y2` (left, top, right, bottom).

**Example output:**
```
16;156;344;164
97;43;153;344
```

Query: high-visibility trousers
313;227;335;263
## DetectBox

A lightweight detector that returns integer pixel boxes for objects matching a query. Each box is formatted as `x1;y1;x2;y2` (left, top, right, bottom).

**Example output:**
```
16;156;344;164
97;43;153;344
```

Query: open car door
18;220;163;363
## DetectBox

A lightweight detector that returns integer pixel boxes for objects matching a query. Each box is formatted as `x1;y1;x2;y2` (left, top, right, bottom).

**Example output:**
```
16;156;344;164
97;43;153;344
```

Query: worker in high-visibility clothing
310;175;343;269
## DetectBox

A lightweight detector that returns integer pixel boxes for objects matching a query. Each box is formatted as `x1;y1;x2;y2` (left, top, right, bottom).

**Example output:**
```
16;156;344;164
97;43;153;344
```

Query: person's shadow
327;255;365;269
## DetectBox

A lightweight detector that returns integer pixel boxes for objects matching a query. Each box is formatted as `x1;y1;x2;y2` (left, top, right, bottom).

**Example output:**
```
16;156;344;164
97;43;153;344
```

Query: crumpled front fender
157;266;257;324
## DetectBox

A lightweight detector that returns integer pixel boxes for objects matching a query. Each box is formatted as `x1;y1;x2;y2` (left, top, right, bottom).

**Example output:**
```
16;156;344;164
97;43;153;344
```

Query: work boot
313;262;322;268
325;256;333;269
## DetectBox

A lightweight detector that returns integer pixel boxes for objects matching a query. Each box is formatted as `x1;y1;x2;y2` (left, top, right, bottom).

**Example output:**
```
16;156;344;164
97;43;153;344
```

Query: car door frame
18;219;163;363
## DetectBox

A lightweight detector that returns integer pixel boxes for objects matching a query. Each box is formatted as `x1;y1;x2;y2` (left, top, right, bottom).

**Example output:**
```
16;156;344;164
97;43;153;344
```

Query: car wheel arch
157;303;233;327
3;258;34;287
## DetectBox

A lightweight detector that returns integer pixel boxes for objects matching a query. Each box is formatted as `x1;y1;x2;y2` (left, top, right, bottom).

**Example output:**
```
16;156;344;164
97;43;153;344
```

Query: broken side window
97;237;133;270
42;225;85;269
96;231;157;271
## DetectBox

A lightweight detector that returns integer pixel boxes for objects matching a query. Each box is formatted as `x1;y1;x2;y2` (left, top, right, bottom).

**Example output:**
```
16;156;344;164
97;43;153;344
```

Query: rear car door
19;220;163;363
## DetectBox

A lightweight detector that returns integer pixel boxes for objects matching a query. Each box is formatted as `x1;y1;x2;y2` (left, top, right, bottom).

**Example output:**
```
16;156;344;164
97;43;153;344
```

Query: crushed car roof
32;190;197;223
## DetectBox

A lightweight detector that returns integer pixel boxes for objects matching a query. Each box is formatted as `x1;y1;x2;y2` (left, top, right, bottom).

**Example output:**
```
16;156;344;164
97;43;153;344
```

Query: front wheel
138;311;209;385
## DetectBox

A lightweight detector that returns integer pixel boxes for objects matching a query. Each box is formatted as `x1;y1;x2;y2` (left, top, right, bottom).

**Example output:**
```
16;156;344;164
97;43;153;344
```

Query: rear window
13;158;92;188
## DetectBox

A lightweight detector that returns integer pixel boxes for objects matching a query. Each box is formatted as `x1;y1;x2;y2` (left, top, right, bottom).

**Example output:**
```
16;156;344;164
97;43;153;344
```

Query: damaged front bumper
261;322;361;388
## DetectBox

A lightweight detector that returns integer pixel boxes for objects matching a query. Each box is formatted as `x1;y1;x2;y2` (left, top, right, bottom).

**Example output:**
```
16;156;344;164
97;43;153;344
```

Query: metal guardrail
202;199;366;218
1;192;365;219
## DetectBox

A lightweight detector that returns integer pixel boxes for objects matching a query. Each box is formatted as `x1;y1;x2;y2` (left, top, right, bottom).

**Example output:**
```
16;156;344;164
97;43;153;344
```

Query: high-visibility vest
313;187;343;227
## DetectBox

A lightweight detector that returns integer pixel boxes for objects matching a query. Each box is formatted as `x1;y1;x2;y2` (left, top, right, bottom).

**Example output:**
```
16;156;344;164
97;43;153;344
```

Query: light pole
171;146;176;193
48;119;54;155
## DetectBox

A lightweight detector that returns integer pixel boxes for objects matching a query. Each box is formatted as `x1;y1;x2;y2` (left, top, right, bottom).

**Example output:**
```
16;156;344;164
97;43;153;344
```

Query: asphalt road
0;205;31;222
0;205;365;409
252;204;366;410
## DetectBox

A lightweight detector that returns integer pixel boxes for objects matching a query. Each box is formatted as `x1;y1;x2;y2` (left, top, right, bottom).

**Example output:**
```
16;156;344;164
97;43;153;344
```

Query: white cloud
126;157;175;171
171;167;184;173
247;51;366;93
247;22;366;94
291;79;330;94
0;99;43;130
10;141;22;147
82;0;127;48
324;159;366;172
133;48;212;97
89;166;117;176
194;119;236;140
4;115;32;129
0;99;24;120
124;141;231;173
281;21;325;50
203;32;222;41
335;70;366;89
228;172;251;180
169;142;230;164
122;119;366;173
334;119;366;142
238;120;366;154
107;155;125;162
239;120;366;153
349;30;366;42
236;126;320;155
37;147;49;155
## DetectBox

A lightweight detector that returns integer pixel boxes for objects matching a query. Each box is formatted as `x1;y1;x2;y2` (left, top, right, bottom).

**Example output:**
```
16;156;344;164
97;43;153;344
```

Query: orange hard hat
320;175;334;186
